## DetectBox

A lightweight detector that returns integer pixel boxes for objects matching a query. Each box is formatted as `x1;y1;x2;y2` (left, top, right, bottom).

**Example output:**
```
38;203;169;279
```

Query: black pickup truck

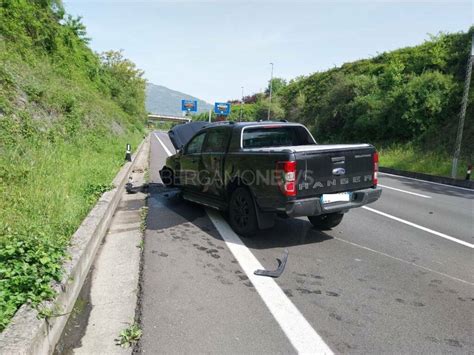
160;121;382;236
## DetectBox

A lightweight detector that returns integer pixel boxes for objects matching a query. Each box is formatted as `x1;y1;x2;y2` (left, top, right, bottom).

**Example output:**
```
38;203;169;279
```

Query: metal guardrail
379;167;473;189
148;114;191;122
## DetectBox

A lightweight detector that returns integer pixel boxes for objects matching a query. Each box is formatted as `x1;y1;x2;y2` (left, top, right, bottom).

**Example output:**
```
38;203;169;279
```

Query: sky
65;0;473;103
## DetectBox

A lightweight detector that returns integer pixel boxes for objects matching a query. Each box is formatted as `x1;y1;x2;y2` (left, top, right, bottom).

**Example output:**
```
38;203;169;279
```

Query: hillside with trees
195;29;473;176
0;0;146;330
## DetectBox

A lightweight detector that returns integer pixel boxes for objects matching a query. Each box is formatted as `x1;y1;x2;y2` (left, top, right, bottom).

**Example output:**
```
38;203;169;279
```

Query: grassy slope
0;3;145;330
379;145;469;177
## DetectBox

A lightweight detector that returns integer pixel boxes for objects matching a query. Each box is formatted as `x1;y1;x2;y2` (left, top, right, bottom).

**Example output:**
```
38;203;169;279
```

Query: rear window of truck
242;126;315;148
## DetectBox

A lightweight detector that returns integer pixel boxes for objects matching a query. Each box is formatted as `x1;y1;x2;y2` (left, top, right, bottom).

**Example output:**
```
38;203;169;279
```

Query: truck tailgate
295;145;375;198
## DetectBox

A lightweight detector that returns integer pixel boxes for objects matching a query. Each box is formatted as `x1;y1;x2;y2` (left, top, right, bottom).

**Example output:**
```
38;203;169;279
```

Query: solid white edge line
378;184;431;199
154;132;173;157
379;172;474;193
362;206;474;248
207;209;333;355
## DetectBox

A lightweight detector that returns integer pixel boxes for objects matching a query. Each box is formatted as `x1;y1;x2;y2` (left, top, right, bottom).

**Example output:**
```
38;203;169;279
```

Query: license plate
320;192;351;204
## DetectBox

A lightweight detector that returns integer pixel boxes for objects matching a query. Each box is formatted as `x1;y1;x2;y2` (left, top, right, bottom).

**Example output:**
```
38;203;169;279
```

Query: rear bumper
285;187;382;217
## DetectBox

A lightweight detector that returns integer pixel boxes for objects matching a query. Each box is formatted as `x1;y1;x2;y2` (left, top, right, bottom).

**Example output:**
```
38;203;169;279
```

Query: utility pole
451;33;473;178
267;62;274;120
208;108;212;123
240;86;244;122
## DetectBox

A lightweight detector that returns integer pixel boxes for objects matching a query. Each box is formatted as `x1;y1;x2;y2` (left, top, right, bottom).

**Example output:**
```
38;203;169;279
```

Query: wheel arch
226;177;275;230
226;176;255;201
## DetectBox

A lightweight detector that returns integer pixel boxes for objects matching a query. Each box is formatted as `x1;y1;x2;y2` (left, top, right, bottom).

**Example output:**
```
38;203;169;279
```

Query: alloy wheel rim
232;193;250;228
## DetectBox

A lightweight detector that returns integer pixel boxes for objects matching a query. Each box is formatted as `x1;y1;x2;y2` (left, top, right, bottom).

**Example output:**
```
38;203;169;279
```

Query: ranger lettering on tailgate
299;175;373;190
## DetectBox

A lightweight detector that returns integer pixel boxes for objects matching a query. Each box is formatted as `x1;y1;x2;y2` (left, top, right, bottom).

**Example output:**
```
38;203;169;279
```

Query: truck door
180;131;206;192
200;127;231;199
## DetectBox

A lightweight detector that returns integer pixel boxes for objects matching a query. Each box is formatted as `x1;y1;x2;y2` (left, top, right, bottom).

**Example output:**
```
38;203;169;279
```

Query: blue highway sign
214;102;231;116
182;100;198;112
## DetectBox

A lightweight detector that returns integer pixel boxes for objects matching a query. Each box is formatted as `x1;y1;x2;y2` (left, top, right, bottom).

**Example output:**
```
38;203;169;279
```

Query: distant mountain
146;83;213;116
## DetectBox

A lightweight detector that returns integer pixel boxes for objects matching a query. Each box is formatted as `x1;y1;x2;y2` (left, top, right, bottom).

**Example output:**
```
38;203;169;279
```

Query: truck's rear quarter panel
224;151;293;211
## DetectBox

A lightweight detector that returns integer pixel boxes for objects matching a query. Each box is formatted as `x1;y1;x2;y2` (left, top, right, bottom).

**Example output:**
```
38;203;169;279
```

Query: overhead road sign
182;100;198;112
214;102;231;116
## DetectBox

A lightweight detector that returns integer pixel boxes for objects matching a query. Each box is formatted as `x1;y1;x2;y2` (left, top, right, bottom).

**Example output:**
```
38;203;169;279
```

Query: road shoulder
55;136;150;354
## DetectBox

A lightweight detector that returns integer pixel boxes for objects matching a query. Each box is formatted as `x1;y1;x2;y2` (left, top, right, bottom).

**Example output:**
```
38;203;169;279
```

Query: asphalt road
139;131;473;354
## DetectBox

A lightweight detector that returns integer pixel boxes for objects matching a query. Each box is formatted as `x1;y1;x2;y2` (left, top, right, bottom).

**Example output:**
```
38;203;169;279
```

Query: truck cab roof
169;120;307;150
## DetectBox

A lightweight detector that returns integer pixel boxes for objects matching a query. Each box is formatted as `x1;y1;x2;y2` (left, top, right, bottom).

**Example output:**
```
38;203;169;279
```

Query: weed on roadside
144;167;149;183
140;206;148;234
116;323;142;348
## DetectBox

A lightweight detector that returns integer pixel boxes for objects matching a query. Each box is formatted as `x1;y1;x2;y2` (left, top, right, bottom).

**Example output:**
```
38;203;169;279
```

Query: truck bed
242;144;371;153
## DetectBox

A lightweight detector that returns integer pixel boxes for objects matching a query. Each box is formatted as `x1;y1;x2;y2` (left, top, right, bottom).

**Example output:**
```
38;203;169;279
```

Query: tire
160;167;174;187
228;187;258;237
308;212;344;230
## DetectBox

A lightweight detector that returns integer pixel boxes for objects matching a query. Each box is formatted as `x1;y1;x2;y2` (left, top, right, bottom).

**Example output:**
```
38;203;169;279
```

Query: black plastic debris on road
254;249;289;278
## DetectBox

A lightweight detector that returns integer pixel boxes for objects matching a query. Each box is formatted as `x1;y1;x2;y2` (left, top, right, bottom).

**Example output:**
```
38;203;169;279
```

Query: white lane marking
379;172;474;193
362;206;474;248
378;184;431;199
207;210;333;354
332;236;474;286
154;132;173;156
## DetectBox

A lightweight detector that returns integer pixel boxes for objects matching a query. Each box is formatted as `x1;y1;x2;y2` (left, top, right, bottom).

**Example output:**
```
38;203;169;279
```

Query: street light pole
267;62;274;120
240;86;244;122
451;33;473;178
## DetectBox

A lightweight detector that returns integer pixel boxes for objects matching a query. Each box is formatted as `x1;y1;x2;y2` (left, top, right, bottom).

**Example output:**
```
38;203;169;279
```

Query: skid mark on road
362;206;474;248
208;209;334;354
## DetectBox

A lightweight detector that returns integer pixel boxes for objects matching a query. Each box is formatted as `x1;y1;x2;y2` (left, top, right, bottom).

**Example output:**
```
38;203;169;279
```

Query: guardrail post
125;143;132;162
466;164;472;180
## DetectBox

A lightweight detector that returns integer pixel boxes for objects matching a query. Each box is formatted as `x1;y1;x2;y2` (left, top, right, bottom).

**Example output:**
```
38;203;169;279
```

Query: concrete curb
380;166;473;189
0;137;148;355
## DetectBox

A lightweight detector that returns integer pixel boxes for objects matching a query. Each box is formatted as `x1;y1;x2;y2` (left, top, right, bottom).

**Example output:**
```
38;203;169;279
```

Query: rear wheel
228;187;258;237
308;212;344;230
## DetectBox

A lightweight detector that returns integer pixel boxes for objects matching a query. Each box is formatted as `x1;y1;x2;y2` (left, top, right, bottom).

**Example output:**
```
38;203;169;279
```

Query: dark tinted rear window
242;126;315;148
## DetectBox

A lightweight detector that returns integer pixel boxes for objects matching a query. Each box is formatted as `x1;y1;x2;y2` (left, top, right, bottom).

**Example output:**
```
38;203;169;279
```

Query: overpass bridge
148;113;191;123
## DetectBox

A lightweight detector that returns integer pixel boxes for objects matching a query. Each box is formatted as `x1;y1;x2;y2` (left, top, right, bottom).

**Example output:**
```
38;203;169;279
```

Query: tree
64;15;90;44
265;78;287;97
100;50;146;117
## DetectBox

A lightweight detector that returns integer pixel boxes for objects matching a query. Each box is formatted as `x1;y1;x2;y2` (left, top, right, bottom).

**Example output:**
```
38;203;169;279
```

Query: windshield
242;126;315;148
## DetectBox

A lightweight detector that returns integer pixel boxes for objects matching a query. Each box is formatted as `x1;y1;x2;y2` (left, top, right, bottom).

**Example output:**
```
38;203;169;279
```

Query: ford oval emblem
332;167;346;176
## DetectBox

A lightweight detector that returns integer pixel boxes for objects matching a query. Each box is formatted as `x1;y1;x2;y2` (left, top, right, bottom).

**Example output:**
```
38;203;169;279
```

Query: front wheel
228;187;258;237
160;167;175;187
308;212;344;230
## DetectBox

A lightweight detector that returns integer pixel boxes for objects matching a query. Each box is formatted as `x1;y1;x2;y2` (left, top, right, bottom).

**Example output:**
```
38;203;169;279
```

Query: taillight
373;151;379;186
276;161;297;196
